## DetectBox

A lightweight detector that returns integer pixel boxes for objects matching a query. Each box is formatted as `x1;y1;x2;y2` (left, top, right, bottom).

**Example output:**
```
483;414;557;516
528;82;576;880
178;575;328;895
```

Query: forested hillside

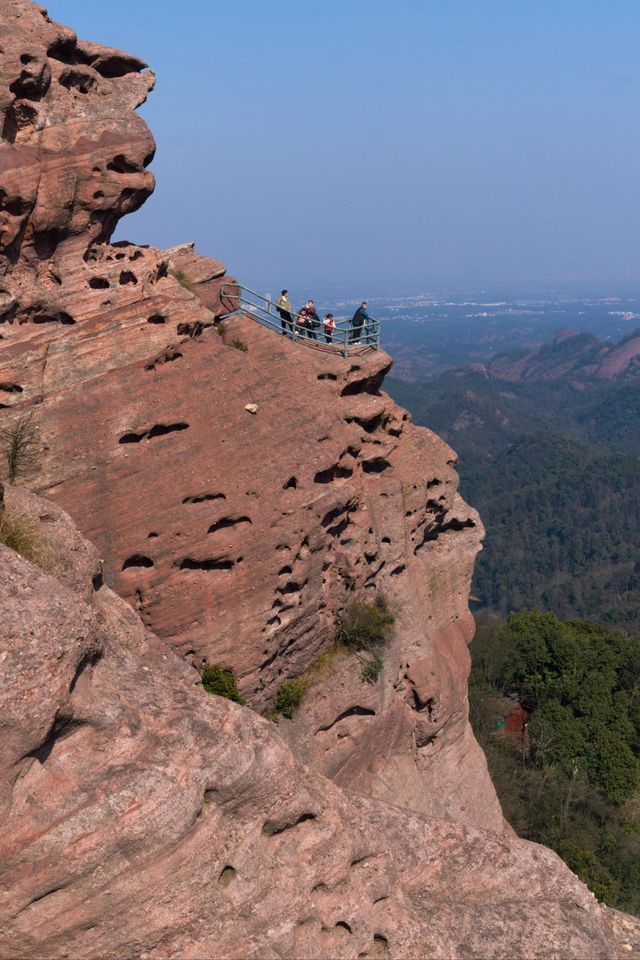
470;612;640;913
388;374;640;629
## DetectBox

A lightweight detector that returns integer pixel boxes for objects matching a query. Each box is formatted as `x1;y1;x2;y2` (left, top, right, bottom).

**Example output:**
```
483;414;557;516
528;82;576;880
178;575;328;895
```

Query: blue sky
49;1;640;294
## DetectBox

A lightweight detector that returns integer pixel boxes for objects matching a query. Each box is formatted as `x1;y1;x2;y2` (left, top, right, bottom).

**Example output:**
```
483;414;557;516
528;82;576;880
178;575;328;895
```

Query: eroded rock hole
316;705;376;733
0;382;23;393
147;313;165;324
417;515;476;550
328;517;350;538
144;348;183;371
314;464;353;484
335;921;352;934
92;54;146;79
373;934;390;954
119;422;189;443
218;865;236;887
182;492;226;504
177;557;235;571
347;413;385;434
321;502;354;529
107;154;140;174
276;579;305;595
59;69;97;94
207;516;252;535
1;193;31;217
178;321;209;338
9;65;50;101
26;714;85;766
390;564;406;576
47;37;92;65
283;476;297;490
32;311;75;325
2;101;38;144
69;649;102;692
362;457;391;474
122;555;154;570
411;690;435;717
88;276;109;289
262;811;317;836
317;372;337;381
119;270;137;286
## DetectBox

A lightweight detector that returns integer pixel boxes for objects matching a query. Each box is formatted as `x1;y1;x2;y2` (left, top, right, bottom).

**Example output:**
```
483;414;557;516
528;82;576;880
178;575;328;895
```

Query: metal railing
220;283;380;358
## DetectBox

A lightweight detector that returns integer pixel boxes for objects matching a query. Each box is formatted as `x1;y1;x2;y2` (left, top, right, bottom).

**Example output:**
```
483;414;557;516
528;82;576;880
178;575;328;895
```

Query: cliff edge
1;3;639;957
0;0;499;834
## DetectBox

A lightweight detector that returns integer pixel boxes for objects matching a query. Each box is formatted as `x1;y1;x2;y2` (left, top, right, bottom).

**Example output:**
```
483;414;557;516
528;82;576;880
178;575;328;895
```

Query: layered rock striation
0;0;500;834
2;4;640;957
1;486;639;959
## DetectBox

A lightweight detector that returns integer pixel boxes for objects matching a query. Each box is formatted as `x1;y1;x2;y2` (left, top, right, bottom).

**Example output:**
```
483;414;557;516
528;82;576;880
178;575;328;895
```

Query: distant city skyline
50;0;640;294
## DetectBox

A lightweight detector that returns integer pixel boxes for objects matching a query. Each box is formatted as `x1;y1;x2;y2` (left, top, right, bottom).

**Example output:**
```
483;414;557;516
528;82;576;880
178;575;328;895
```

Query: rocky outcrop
2;4;640;957
0;0;503;835
2;486;639;960
487;327;640;383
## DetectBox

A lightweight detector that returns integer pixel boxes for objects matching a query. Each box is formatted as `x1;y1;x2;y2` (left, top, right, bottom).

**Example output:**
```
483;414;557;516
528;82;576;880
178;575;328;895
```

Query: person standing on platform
276;289;294;336
323;313;335;343
350;300;370;344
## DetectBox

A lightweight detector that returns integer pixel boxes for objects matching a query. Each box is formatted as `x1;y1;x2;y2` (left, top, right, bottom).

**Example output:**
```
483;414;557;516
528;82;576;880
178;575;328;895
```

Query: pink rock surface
1;486;639;960
2;4;640;957
0;0;502;835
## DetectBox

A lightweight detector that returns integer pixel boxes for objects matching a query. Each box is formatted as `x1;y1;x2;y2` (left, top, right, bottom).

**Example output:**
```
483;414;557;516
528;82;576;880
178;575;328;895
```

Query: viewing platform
220;283;381;358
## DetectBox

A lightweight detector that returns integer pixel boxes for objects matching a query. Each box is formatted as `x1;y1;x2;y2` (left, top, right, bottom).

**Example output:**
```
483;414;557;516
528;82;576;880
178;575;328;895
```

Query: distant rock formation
2;3;640;957
487;327;640;383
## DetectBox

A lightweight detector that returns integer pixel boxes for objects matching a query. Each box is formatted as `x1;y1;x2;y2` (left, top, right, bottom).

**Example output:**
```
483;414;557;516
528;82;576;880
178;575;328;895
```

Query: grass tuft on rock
169;268;195;292
1;413;39;484
337;592;395;651
0;507;52;572
275;678;308;718
337;592;395;684
202;662;245;704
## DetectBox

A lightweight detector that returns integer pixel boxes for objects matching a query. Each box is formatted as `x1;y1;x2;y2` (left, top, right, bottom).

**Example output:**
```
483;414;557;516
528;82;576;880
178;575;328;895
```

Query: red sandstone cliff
2;3;640;957
0;0;501;834
3;485;639;959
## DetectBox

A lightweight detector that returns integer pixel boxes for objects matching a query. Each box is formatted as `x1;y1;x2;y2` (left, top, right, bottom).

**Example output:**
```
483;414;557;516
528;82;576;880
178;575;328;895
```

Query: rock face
0;0;502;835
2;486;639;960
487;327;640;383
2;4;640;957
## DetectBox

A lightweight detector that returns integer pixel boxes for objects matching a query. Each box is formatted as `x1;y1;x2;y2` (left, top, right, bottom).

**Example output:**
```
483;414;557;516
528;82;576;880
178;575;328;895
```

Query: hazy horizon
49;0;640;295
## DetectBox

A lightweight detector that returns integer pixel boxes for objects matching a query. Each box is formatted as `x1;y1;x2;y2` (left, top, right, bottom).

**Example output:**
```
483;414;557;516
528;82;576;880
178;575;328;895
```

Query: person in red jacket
323;313;336;343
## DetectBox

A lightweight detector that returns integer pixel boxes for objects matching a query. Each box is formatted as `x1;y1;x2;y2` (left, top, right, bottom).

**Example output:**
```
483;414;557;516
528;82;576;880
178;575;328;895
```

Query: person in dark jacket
350;301;369;344
300;299;320;340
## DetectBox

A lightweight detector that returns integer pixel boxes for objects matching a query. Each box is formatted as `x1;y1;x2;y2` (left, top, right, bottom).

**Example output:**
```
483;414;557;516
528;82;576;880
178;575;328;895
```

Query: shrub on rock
275;679;307;718
337;592;395;652
201;662;245;704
